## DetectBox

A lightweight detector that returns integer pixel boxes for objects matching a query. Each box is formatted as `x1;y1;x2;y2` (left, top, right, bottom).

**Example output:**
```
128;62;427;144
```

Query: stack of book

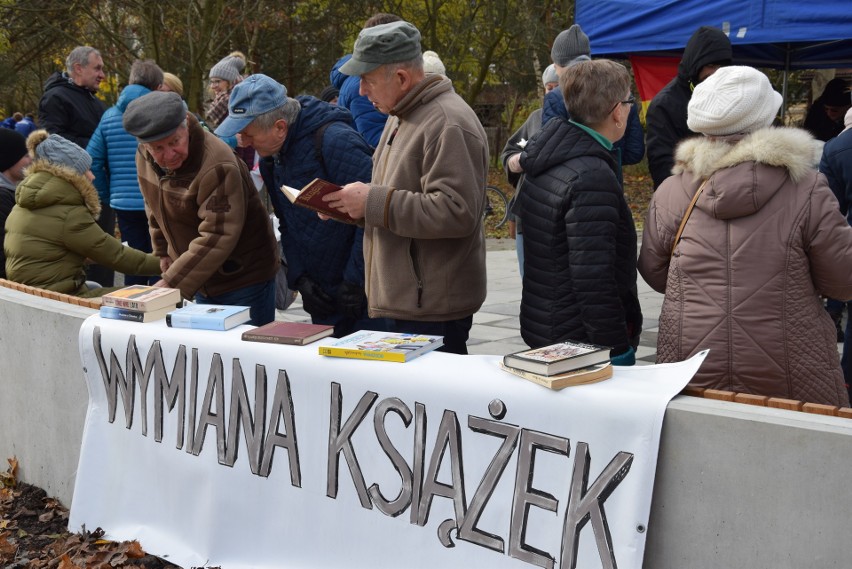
501;340;613;390
99;285;182;323
318;330;443;363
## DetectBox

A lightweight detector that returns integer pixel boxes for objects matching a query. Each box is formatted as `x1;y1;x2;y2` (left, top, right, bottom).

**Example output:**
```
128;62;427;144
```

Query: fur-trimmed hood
672;127;822;221
673;127;820;183
16;160;101;218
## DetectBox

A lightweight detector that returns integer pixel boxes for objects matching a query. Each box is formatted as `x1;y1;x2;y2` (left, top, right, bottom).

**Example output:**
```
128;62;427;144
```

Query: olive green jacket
4;160;160;296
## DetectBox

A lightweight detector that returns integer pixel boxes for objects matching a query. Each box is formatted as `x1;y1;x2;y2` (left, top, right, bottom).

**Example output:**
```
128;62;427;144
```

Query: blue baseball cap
215;74;288;137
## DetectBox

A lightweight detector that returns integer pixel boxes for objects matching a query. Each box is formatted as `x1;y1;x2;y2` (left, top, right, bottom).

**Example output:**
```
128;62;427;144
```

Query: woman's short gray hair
561;59;631;126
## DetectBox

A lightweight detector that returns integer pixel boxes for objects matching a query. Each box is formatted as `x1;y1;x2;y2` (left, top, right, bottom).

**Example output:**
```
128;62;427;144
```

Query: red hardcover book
241;321;335;346
280;178;357;225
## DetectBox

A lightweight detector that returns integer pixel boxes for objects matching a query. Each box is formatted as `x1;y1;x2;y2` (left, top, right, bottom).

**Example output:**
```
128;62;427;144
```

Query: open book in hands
280;178;358;224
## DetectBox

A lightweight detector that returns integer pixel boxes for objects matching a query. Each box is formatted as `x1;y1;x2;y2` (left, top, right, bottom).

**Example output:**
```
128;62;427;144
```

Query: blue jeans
116;209;156;286
195;279;275;326
387;315;473;355
515;232;524;278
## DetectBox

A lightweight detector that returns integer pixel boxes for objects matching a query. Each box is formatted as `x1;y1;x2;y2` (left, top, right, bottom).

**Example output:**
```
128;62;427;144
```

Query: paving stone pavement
276;238;664;364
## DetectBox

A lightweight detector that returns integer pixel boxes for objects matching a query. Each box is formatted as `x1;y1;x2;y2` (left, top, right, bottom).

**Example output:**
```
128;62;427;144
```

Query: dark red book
280;178;358;224
241;321;335;346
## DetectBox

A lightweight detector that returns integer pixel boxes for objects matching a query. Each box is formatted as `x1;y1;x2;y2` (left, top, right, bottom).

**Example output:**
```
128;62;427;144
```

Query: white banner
71;316;704;569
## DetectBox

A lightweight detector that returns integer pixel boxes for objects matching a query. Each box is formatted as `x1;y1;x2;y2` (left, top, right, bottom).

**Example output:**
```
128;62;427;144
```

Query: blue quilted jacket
260;95;373;293
331;55;388;148
86;84;151;210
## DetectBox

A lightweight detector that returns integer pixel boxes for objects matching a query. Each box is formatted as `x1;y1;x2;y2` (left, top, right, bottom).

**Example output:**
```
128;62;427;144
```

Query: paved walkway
277;238;665;363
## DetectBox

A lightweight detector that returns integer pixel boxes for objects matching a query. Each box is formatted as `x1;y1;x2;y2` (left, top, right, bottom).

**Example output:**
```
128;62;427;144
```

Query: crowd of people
2;18;852;405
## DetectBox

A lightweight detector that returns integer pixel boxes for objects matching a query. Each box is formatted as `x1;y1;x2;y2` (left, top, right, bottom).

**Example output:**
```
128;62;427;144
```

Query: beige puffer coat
639;127;852;406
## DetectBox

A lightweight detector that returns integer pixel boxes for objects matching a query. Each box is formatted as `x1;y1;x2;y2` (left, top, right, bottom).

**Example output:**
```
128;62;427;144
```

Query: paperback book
280;178;357;225
101;285;181;312
502;340;611;376
99;304;173;323
499;362;613;390
166;304;251;331
242;321;335;346
318;330;443;363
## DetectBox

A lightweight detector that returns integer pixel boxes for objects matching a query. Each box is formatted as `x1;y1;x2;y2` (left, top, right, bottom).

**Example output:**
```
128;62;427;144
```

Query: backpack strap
670;179;709;259
313;122;331;178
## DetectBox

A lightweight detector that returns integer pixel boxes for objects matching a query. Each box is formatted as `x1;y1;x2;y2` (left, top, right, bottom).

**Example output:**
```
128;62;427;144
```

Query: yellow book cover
318;330;443;363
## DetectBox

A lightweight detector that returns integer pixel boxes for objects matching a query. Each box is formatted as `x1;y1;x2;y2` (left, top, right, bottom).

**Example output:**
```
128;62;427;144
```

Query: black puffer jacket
646;26;732;189
517;118;642;352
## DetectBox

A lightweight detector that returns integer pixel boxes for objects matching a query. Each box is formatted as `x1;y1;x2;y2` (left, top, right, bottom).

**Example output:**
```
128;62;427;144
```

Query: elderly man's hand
321;182;370;220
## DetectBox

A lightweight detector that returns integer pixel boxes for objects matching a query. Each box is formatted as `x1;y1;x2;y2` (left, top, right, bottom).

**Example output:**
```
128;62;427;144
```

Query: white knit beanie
422;50;445;75
541;64;558;87
687;66;782;136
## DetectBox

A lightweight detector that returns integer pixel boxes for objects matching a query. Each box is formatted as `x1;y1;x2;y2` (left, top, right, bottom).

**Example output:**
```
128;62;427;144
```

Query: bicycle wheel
483;185;509;229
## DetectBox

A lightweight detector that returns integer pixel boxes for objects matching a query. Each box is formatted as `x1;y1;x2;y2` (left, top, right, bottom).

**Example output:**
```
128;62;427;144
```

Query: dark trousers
387;315;473;355
195;279;276;326
115;209;155;286
86;203;115;286
838;301;852;402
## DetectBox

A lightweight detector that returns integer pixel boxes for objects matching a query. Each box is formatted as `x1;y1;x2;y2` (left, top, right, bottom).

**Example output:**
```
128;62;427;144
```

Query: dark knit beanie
319;85;340;103
551;24;591;67
0;128;27;172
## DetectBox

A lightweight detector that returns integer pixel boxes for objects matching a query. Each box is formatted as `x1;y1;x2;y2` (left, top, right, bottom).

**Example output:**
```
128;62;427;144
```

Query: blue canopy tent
576;0;852;114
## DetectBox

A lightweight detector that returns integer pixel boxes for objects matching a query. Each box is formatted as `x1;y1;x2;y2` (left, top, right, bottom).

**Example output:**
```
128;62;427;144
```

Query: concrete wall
1;289;849;566
0;287;94;505
643;397;852;568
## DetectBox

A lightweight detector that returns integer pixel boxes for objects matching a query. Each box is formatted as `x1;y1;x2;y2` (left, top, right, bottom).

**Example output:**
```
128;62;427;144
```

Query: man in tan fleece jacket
325;20;488;354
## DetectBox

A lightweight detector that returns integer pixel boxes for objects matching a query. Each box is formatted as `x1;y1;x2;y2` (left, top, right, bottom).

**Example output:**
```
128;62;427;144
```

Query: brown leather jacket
639;127;852;406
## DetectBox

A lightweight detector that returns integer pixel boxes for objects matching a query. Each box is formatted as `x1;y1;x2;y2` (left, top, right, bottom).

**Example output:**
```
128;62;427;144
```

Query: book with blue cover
165;304;251;331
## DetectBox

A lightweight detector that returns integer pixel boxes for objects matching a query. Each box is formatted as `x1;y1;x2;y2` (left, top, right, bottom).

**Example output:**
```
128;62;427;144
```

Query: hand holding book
319;181;369;221
281;179;369;224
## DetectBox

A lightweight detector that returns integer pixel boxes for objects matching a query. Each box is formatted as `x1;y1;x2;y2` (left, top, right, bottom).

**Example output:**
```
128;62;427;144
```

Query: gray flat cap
339;21;421;76
123;91;188;143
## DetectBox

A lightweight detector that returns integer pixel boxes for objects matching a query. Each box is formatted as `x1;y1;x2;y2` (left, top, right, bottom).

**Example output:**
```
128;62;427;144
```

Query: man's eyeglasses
610;94;636;114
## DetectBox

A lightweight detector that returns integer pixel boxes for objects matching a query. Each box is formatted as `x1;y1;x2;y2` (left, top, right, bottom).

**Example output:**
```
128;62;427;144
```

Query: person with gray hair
639;66;852;406
87;59;164;285
123;90;279;325
39;45;111;285
516;59;642;363
215;74;384;337
38;46;105;148
322;20;489;354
